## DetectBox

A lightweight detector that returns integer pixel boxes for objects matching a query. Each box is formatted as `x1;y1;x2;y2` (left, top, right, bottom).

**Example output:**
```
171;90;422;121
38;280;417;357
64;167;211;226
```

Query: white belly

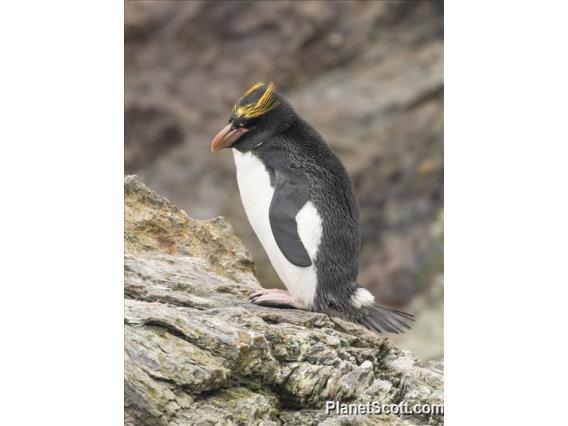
233;149;321;308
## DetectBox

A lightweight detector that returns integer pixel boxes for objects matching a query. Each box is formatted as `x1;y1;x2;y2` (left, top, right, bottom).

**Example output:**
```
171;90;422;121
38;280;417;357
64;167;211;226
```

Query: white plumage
233;150;322;308
351;288;375;308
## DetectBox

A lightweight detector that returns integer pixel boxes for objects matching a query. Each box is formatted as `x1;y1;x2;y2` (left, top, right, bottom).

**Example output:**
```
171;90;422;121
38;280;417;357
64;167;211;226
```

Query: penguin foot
249;289;305;310
249;288;289;299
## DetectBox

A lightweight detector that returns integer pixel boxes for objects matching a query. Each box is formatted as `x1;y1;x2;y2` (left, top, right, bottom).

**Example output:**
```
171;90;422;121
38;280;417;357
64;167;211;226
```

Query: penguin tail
350;288;415;334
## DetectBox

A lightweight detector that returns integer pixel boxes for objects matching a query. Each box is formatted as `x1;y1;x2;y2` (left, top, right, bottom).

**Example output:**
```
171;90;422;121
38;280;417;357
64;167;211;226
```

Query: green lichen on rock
124;176;443;425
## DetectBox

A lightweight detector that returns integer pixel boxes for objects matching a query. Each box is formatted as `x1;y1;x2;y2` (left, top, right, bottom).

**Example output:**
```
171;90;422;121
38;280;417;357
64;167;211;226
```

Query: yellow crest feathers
233;81;280;118
241;81;265;98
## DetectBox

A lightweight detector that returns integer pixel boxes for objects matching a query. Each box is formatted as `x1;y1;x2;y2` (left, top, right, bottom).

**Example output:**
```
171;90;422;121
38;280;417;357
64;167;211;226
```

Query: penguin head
211;82;295;152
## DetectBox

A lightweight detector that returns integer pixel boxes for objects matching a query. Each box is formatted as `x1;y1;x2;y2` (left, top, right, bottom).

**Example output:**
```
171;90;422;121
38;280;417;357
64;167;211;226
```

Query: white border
0;2;123;424
446;1;568;424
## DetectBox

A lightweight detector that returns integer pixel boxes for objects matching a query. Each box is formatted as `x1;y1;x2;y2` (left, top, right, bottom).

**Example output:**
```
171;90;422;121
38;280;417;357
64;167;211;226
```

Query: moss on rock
124;176;443;425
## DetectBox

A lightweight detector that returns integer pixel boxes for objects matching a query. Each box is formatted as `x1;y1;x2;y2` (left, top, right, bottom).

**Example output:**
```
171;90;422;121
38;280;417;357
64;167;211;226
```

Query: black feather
352;303;415;334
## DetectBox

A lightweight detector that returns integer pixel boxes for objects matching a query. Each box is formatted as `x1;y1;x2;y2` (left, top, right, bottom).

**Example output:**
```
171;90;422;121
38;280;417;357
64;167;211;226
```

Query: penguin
211;82;414;334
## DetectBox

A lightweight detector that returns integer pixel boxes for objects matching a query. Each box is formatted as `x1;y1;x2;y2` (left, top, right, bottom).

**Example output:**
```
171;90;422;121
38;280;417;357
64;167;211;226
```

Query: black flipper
269;169;312;267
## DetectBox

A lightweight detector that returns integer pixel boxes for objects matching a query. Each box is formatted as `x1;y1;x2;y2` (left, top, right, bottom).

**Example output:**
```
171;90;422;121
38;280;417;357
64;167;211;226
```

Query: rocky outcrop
124;1;444;361
124;176;443;425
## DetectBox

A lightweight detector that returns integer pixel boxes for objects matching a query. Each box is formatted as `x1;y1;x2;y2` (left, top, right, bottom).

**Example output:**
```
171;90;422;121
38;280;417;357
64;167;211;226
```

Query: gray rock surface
124;176;443;425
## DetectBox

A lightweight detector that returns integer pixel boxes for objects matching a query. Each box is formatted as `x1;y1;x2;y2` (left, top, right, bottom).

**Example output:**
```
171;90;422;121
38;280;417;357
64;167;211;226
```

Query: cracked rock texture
124;176;443;425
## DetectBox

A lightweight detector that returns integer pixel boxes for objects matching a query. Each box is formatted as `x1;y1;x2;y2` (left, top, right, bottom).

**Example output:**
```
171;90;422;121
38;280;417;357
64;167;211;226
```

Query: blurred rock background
125;0;443;360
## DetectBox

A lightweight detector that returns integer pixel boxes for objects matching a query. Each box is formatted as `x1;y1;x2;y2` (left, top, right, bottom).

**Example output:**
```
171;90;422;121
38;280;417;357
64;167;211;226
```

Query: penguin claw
249;289;305;310
249;288;288;301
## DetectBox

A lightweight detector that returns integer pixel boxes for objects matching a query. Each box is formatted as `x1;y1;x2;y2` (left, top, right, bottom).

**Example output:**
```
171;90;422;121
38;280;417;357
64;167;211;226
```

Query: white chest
232;149;321;307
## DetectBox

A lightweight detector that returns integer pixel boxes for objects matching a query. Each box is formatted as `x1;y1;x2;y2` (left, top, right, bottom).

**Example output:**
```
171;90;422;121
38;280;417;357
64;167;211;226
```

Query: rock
124;176;443;425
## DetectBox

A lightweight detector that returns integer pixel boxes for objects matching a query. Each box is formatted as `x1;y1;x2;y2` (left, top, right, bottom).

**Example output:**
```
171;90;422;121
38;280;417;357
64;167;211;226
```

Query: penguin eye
229;118;244;128
242;117;259;129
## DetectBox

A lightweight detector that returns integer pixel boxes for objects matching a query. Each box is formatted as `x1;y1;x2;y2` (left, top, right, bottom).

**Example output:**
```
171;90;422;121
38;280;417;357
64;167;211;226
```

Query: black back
254;117;360;312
